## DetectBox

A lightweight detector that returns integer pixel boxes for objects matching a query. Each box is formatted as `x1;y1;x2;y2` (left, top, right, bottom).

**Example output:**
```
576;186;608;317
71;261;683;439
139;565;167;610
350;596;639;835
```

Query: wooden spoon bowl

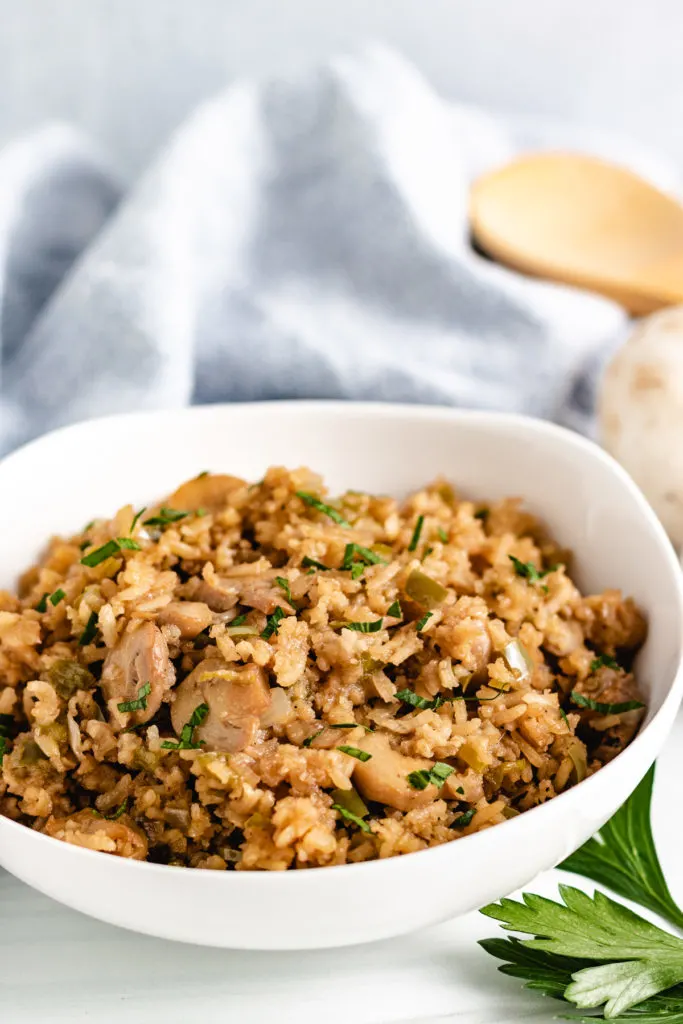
470;152;683;315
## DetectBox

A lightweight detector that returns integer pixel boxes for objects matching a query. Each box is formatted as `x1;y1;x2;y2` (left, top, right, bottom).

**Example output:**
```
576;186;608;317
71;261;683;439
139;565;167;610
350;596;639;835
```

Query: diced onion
260;686;292;728
329;786;369;819
503;639;534;682
67;715;83;758
225;625;260;638
405;569;448;609
568;740;587;783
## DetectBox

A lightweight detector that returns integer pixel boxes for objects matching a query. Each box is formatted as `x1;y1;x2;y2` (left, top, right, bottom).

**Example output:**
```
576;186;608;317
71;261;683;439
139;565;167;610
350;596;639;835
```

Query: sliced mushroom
351;732;439;812
235;575;294;615
167;473;246;512
182;576;239;613
171;658;271;753
157;601;213;639
101;622;176;727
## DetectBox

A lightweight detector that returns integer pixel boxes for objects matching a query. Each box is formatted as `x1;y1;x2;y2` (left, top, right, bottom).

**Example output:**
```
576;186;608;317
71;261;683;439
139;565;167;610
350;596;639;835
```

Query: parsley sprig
161;703;209;750
295;491;350;528
480;765;683;1019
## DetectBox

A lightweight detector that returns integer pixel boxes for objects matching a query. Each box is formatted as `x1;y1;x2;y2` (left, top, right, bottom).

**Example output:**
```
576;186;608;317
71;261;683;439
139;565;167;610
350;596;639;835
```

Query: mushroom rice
0;468;647;869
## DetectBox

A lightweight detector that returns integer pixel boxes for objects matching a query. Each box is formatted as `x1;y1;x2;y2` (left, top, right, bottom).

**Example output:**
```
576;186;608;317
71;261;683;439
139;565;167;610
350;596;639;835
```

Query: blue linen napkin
0;45;678;456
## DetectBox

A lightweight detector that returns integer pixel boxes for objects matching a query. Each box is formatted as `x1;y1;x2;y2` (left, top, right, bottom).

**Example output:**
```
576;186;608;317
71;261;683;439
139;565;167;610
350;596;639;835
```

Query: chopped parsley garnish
35;593;49;613
105;799;128;820
275;577;293;603
344;619;384;633
336;745;372;762
408;514;425;552
231;613;247;627
49;588;66;607
341;543;385;571
455;786;465;795
559;707;570;727
197;471;210;478
407;762;455;790
303;729;324;748
329;722;373;732
0;735;9;761
117;681;151;713
130;507;147;533
295;491;350;528
508;555;552;587
83;520;96;534
396;688;448;711
452;808;475;828
386;598;402;618
570;690;644;715
332;804;372;833
161;702;209;750
437;527;449;543
301;556;330;571
590;653;620;672
415;611;433;631
80;537;141;567
261;606;286;640
143;507;191;527
78;611;99;646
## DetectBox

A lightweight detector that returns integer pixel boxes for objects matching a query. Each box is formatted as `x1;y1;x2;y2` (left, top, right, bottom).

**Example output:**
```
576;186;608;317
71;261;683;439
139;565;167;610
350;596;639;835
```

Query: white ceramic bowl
1;401;682;950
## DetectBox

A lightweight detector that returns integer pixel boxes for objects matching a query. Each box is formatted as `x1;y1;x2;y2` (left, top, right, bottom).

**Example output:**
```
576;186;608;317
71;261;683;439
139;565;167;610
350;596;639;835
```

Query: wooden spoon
469;152;683;315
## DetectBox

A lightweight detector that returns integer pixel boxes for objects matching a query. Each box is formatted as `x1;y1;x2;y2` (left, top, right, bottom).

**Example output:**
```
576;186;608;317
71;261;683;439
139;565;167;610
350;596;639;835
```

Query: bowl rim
1;399;682;885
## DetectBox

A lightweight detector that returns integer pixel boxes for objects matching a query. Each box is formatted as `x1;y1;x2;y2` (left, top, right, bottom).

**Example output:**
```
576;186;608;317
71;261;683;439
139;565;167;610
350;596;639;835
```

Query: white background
1;0;682;179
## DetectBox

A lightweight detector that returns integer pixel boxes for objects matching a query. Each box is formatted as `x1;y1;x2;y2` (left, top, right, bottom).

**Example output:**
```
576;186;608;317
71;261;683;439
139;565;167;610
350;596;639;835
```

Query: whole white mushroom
600;305;683;546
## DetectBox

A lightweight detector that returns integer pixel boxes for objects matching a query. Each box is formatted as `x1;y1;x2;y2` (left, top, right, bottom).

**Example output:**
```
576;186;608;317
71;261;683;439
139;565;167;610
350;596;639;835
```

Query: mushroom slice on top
101;622;176;727
171;658;271;753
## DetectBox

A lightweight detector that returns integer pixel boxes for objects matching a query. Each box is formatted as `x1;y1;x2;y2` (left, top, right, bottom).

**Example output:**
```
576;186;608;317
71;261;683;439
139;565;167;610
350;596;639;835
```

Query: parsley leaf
395;688;449;711
571;690;644;715
35;593;49;613
81;538;141;567
143;507;191;527
130;507;147;533
508;555;553;590
78;611;99;646
407;762;455;790
275;576;293;604
481;884;683;1018
49;588;66;607
0;735;10;762
117;681;151;714
386;598;402;618
437;527;449;543
591;653;620;672
341;543;385;570
452;808;475;828
301;556;330;571
408;514;425;552
161;702;209;750
302;729;324;748
344;619;383;633
336;745;372;762
231;613;247;627
415;611;433;632
332;804;372;833
295;491;350;528
560;764;683;931
261;606;286;640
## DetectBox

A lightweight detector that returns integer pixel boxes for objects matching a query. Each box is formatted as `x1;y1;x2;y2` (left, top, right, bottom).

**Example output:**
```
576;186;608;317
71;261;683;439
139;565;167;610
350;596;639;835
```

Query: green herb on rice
161;703;209;750
261;607;286;641
336;745;372;762
80;537;141;567
295;491;350;528
117;682;151;714
408;514;425;552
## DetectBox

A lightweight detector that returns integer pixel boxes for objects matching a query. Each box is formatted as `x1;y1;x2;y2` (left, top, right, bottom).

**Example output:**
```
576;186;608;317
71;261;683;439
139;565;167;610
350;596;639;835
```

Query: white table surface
5;712;683;1024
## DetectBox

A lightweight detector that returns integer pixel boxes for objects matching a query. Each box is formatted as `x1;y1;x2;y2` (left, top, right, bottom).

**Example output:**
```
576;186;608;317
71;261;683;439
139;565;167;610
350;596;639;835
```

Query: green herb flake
455;786;465;795
117;681;151;714
407;762;455;790
452;808;475;828
508;555;551;587
396;688;438;711
275;577;293;603
35;593;49;613
437;527;449;543
261;606;286;641
49;588;66;607
332;804;372;833
341;543;385;571
105;799;128;820
386;599;402;618
80;537;141;567
559;707;570;727
302;728;324;748
197;471;210;479
570;690;644;715
231;613;247;627
301;556;330;571
344;619;384;633
295;491;350;528
143;507;191;528
0;735;10;762
78;611;99;647
408;514;425;552
130;507;147;533
161;702;209;750
415;611;433;632
336;745;372;762
590;653;620;672
329;722;373;732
